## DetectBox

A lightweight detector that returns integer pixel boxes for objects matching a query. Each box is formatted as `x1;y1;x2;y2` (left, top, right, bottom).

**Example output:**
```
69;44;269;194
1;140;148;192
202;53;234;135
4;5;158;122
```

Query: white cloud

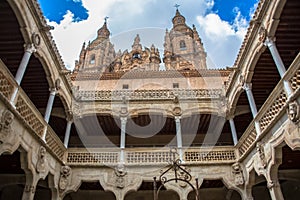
196;7;249;68
48;0;252;69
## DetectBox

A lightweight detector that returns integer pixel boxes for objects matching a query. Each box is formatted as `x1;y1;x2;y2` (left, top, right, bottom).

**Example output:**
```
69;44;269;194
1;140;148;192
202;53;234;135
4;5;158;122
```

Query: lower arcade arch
124;181;179;200
63;181;115;200
187;179;241;200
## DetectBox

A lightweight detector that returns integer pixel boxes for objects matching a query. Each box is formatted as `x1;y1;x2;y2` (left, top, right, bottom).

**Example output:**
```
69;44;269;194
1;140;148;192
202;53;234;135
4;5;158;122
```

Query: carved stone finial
59;165;71;192
287;101;300;123
231;162;244;186
0;109;14;141
36;146;47;173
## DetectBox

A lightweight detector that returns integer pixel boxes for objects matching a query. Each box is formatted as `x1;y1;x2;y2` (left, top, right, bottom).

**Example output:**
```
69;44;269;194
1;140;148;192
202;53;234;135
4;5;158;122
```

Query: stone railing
66;147;237;166
0;59;16;100
237;122;257;158
15;89;45;138
46;126;66;160
74;88;224;101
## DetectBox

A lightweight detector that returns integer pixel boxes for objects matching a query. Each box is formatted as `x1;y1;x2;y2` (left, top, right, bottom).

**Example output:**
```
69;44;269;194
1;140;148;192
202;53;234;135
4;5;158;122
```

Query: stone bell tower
163;8;207;70
74;19;116;72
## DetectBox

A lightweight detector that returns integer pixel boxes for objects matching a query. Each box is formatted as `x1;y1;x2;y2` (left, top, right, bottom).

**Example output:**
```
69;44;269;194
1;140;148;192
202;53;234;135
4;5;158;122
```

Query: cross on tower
104;16;109;23
174;4;180;10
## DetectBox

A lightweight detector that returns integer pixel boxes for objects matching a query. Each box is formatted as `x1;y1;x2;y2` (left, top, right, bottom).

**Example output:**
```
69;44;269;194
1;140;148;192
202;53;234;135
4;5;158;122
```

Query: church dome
97;22;110;39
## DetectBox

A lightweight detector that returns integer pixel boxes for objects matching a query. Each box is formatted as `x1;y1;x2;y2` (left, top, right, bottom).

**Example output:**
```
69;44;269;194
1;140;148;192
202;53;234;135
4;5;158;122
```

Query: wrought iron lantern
153;149;199;200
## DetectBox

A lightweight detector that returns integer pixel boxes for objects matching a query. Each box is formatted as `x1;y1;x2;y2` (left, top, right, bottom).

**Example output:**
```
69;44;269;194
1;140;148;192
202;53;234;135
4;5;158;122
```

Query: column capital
49;88;57;96
242;83;252;91
264;37;275;48
24;43;37;54
120;116;127;123
175;116;181;121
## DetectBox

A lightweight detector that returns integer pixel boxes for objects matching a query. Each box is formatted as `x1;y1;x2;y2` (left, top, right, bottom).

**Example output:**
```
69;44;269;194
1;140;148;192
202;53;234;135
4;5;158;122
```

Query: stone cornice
70;69;231;81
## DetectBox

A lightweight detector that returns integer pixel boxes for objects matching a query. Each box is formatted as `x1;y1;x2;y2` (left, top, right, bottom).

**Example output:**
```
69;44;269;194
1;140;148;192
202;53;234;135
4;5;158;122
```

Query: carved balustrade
66;147;237;166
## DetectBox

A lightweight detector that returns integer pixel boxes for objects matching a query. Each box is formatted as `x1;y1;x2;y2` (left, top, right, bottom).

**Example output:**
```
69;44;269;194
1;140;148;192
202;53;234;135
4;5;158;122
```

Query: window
123;84;129;89
133;53;141;59
179;40;186;50
173;83;179;88
89;54;95;64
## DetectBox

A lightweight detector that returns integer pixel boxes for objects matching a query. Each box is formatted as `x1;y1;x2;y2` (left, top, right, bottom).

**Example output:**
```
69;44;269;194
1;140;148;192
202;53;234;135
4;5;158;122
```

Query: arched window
89;54;95;64
180;40;186;50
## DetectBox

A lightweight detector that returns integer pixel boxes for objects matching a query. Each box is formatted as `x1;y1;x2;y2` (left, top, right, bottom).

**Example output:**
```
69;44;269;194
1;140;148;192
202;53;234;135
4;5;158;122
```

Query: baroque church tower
74;21;116;72
164;8;207;70
74;8;207;73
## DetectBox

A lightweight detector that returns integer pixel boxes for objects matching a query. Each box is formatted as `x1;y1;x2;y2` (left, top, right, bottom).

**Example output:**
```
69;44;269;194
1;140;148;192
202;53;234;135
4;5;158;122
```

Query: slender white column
63;120;73;148
264;37;292;96
243;83;261;135
44;88;57;123
243;83;257;117
120;117;127;163
175;116;183;161
10;44;36;104
15;44;36;85
229;118;238;145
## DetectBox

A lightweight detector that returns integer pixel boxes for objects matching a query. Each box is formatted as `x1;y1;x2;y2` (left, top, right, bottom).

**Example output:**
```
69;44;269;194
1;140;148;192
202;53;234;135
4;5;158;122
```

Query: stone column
229;118;238;145
175;116;183;161
15;44;36;85
243;83;261;135
264;37;292;96
120;117;127;163
42;88;57;141
10;44;36;104
63;120;73;148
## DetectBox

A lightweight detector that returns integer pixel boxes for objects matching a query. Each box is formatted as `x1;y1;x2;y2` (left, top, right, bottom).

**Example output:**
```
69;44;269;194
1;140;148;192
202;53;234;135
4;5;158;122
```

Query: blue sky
38;0;259;69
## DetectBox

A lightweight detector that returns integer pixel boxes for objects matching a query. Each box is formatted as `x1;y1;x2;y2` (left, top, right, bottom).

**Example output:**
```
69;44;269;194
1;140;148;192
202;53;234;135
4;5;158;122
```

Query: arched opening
188;179;241;200
0;151;25;200
124;181;179;200
182;114;230;147
63;181;115;200
278;145;300;199
34;176;51;200
180;40;186;50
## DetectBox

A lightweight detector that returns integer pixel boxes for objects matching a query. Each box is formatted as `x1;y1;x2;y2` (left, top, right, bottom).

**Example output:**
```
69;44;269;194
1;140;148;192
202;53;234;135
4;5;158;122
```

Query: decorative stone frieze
36;146;47;173
0;109;14;141
59;165;72;192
